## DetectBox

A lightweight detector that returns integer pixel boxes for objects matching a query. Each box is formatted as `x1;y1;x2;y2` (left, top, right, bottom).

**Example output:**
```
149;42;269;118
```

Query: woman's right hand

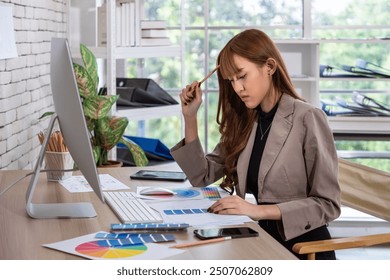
179;81;203;119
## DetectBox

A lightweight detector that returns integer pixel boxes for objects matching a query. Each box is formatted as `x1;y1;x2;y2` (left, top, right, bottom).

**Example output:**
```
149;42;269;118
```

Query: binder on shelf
355;58;390;78
119;0;136;47
97;4;107;46
116;78;178;108
116;4;122;46
321;93;390;117
98;1;136;47
351;92;390;115
320;60;390;78
320;64;373;78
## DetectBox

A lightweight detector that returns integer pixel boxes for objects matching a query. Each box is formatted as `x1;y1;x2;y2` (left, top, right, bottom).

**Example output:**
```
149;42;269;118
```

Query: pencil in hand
184;65;220;105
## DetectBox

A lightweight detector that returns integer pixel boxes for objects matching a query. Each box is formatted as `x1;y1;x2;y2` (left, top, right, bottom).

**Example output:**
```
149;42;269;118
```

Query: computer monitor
26;37;104;219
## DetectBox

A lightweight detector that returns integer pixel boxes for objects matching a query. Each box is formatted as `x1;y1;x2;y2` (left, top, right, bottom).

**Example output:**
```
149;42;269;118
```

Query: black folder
116;78;178;108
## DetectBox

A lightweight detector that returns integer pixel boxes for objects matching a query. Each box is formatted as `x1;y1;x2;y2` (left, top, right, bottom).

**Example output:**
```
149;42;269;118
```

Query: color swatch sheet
148;199;252;227
201;186;222;200
95;232;176;243
43;232;184;260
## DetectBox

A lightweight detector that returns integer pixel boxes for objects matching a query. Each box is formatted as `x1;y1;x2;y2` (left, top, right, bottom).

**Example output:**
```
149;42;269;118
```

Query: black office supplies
130;170;187;182
193;227;259;240
116;78;178;107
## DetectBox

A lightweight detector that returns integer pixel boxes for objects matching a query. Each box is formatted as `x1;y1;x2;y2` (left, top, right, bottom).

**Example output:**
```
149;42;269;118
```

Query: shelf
276;41;320;106
71;45;180;59
320;77;390;82
317;38;390;44
328;116;390;134
337;150;390;159
276;38;390;44
291;76;317;82
116;104;182;121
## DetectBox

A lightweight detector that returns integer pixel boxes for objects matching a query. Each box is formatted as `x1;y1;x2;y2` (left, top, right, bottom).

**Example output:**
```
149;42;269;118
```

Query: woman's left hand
208;195;282;221
208;195;259;219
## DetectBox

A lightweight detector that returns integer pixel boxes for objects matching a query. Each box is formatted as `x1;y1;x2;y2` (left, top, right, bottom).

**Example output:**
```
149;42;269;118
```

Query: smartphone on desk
130;170;187;182
193;227;259;240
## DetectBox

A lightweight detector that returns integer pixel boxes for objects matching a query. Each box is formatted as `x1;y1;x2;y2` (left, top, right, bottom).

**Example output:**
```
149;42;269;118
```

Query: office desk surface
0;164;296;260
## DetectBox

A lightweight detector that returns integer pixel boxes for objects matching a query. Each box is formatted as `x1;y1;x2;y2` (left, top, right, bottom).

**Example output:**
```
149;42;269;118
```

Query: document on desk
43;231;185;260
148;199;252;227
59;174;130;192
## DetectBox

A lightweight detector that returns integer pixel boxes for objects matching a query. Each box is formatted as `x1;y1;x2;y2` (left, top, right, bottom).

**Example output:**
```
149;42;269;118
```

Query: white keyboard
103;191;163;223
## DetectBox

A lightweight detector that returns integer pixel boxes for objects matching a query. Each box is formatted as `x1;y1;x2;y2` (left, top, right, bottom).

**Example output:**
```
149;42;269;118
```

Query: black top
246;103;278;201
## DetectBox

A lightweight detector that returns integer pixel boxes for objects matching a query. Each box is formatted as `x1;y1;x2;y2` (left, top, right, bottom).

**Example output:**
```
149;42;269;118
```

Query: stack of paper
140;20;171;46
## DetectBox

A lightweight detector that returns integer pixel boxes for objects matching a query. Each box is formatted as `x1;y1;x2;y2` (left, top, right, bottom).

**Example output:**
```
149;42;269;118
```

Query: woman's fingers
181;81;199;105
208;196;244;214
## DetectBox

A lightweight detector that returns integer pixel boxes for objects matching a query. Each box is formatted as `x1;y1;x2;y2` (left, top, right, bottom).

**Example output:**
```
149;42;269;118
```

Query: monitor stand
26;113;97;219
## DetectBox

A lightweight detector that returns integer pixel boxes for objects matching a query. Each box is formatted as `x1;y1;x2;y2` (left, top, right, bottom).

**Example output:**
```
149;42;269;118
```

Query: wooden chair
293;158;390;260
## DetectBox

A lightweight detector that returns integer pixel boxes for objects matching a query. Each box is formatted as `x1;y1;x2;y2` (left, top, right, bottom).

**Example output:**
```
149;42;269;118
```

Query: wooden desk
0;164;297;260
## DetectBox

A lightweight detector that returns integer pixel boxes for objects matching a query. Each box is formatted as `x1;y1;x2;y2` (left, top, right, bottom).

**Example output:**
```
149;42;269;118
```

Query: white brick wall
0;0;66;169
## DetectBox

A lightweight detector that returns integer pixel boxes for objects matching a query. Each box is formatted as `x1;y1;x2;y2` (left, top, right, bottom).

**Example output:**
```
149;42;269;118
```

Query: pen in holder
38;131;74;181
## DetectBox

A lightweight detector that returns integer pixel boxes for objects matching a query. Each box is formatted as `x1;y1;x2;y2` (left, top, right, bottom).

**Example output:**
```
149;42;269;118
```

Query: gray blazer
171;94;341;240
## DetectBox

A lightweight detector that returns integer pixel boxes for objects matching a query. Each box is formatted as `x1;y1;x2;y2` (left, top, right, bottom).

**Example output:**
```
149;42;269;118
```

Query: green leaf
84;116;96;133
73;63;97;98
96;116;129;151
92;145;101;165
83;95;118;120
39;111;54;119
119;137;149;167
80;44;99;90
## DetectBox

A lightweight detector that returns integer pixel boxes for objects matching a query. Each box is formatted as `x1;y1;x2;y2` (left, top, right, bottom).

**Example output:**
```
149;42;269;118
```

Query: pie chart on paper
75;240;147;259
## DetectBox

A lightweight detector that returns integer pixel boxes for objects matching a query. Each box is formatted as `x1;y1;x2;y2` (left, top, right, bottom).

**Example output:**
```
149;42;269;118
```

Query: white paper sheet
59;174;130;192
43;231;185;260
0;5;18;59
148;199;252;227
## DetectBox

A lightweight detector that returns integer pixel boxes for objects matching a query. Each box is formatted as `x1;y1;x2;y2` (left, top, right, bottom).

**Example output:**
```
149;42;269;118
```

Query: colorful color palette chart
75;239;147;259
163;208;208;215
43;232;184;260
174;188;200;198
201;186;221;200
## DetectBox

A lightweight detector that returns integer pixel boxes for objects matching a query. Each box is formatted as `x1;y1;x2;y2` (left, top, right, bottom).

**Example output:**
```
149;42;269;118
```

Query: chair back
338;158;390;222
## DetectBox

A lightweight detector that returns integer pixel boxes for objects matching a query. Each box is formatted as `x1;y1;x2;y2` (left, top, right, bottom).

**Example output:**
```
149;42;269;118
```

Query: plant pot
98;160;123;168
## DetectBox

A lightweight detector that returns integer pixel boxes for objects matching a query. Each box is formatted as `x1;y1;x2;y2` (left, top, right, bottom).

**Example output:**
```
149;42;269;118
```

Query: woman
171;29;340;260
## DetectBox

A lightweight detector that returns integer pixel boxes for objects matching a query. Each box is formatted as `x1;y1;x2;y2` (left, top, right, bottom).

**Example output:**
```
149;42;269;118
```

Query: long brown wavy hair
216;29;303;194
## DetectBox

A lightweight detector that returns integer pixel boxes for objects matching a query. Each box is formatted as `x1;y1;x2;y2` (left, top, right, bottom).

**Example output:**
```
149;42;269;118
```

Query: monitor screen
50;37;103;201
26;37;104;218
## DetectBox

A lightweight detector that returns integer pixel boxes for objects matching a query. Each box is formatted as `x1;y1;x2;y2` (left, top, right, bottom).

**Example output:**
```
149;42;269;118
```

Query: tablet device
193;227;259;240
130;170;187;182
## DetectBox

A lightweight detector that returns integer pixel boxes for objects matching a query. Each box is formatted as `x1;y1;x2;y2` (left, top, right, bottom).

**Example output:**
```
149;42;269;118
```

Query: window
126;0;390;171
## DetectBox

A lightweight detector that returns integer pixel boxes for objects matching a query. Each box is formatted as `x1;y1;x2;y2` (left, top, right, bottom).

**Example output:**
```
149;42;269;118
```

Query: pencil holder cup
44;151;74;181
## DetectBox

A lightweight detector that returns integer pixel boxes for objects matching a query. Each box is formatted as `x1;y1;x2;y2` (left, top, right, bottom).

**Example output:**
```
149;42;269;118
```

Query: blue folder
117;136;173;166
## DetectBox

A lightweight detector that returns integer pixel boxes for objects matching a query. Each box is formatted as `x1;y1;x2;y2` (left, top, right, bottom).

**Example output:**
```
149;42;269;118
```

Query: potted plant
73;44;148;167
42;44;148;167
